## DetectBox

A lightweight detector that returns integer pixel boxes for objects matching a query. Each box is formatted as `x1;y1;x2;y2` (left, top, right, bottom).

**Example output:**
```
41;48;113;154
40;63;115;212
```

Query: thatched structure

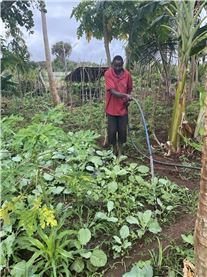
65;66;108;103
65;66;108;83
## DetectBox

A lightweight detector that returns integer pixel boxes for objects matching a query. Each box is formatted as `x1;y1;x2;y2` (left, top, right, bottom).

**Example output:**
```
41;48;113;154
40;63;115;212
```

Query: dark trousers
107;114;128;145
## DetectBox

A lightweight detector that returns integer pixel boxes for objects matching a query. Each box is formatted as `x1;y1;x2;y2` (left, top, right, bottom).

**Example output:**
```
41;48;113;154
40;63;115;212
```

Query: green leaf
181;234;194;245
148;220;162;234
20;178;30;188
0;231;7;238
120;225;130;239
166;205;173;211
123;264;153;277
71;258;84;273
55;164;71;177
89;156;103;167
159;178;168;185
123;240;131;249
95;212;107;220
28;237;44;250
113;235;121;244
135;175;145;184
78;228;91;245
112;244;122;254
0;150;10;160
137;165;149;174
90;249;107;267
12;155;22;162
96;150;104;156
107;181;118;193
137;229;145;238
129;163;138;170
117;168;128;176
143;210;152;224
157;198;163;207
2;233;15;258
51;186;64;194
59;249;74;259
10;261;27;276
138;210;152;227
80;251;92;259
57;230;77;240
107;217;118;223
86;165;94;172
52;153;65;160
86;260;97;272
126;216;139;225
107;200;114;213
43;173;54;181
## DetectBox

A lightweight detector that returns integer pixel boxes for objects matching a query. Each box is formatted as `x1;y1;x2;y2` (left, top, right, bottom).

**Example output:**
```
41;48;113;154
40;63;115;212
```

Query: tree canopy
51;41;72;65
1;0;40;37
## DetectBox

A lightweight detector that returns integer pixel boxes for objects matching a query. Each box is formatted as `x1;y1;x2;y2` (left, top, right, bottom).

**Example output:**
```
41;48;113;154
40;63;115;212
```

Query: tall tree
1;0;37;95
194;77;207;277
1;0;37;61
102;4;111;66
40;1;60;105
51;41;72;66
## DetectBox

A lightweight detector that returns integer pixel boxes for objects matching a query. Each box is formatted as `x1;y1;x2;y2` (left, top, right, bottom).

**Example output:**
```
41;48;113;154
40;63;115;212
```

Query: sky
22;0;125;64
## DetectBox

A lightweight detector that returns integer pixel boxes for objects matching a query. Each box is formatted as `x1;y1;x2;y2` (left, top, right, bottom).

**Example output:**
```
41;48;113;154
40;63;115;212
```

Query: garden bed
1;105;199;276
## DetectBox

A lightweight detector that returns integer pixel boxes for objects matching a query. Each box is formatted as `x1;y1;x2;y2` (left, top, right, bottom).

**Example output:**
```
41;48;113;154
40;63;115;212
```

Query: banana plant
164;0;207;152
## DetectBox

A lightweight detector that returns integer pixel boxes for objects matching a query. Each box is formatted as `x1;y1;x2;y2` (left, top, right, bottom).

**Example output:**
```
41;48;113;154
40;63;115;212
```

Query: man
104;55;133;156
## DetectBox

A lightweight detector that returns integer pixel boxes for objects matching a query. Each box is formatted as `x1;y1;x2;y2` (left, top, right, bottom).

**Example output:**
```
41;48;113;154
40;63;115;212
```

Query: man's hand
110;89;133;100
125;94;132;101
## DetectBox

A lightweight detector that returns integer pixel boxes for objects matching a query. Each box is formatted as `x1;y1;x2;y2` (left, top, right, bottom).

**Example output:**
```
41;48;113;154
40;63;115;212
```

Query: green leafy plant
13;123;67;153
1;106;195;276
149;238;171;272
0;233;16;273
17;219;107;276
112;225;132;258
123;260;153;277
127;210;161;238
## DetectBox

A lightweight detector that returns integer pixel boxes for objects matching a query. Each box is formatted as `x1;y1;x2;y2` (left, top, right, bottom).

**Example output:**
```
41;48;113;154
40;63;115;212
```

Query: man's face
113;60;123;75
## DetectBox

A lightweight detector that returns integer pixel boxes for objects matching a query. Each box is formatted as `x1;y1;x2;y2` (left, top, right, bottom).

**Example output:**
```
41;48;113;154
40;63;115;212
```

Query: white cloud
3;0;125;63
0;18;6;37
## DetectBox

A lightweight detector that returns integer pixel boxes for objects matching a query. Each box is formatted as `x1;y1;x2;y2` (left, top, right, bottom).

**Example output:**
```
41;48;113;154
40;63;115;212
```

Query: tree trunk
194;86;206;142
158;44;171;99
125;24;133;70
189;56;197;100
40;2;60;105
103;15;111;67
169;63;187;152
125;46;131;70
194;110;206;142
38;70;47;93
194;78;207;277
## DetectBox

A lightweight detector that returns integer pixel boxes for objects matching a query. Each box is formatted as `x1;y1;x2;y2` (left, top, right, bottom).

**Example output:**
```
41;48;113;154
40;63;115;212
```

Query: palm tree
40;1;60;105
194;76;207;276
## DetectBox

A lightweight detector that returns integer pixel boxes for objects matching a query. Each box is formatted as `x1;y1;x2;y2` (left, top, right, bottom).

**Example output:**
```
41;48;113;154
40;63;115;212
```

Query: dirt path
154;165;199;190
104;213;196;277
128;152;200;190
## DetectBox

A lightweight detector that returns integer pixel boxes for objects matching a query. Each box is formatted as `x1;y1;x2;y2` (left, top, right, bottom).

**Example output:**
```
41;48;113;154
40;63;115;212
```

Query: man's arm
110;89;132;100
